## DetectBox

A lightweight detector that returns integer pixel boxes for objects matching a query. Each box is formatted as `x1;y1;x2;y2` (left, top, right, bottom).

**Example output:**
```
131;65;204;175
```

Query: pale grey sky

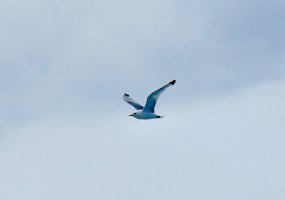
0;0;284;199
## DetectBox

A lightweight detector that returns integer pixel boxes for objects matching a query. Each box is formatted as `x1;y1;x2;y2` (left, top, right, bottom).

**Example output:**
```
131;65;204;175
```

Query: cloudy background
0;0;285;199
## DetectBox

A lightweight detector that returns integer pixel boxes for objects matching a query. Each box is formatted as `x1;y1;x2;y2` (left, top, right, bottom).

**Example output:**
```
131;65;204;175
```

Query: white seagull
123;80;176;120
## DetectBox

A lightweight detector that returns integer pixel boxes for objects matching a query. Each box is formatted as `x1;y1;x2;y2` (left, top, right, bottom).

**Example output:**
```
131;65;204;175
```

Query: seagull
123;80;176;120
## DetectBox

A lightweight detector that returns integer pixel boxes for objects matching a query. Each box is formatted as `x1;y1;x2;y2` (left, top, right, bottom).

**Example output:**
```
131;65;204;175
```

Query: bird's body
123;80;176;120
129;111;162;120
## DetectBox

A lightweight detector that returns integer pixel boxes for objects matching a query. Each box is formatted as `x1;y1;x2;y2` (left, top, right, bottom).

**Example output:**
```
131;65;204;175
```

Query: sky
0;0;285;199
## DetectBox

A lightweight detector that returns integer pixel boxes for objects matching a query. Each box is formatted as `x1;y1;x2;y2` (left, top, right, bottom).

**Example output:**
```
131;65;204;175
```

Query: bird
123;80;176;120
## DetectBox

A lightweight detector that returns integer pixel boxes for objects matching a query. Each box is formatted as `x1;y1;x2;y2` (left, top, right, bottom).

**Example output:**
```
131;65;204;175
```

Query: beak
129;114;133;116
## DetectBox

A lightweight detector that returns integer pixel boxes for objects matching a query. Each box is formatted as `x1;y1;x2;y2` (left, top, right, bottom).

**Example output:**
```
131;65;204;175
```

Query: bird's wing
123;93;144;110
143;80;176;113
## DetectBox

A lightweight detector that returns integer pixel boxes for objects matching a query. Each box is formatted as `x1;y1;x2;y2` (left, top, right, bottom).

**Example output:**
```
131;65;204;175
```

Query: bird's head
129;112;137;117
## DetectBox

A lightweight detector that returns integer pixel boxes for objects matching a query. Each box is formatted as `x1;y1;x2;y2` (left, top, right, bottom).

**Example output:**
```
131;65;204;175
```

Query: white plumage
123;80;176;120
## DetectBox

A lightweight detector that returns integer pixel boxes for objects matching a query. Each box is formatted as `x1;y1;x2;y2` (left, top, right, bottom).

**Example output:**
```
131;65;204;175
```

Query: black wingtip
169;80;176;85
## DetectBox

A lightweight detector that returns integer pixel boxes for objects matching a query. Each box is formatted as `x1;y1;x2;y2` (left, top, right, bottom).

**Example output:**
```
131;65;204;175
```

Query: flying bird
123;80;176;120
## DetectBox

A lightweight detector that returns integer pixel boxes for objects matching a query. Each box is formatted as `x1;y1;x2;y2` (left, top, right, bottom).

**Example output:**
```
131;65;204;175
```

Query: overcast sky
0;0;284;199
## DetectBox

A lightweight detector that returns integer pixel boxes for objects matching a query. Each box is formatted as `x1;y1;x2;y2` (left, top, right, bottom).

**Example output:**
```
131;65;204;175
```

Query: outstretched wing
143;80;176;113
123;93;144;110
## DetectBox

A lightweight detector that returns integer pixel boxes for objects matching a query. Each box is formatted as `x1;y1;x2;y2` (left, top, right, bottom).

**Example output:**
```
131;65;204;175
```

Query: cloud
0;0;284;119
0;79;284;200
0;1;284;198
